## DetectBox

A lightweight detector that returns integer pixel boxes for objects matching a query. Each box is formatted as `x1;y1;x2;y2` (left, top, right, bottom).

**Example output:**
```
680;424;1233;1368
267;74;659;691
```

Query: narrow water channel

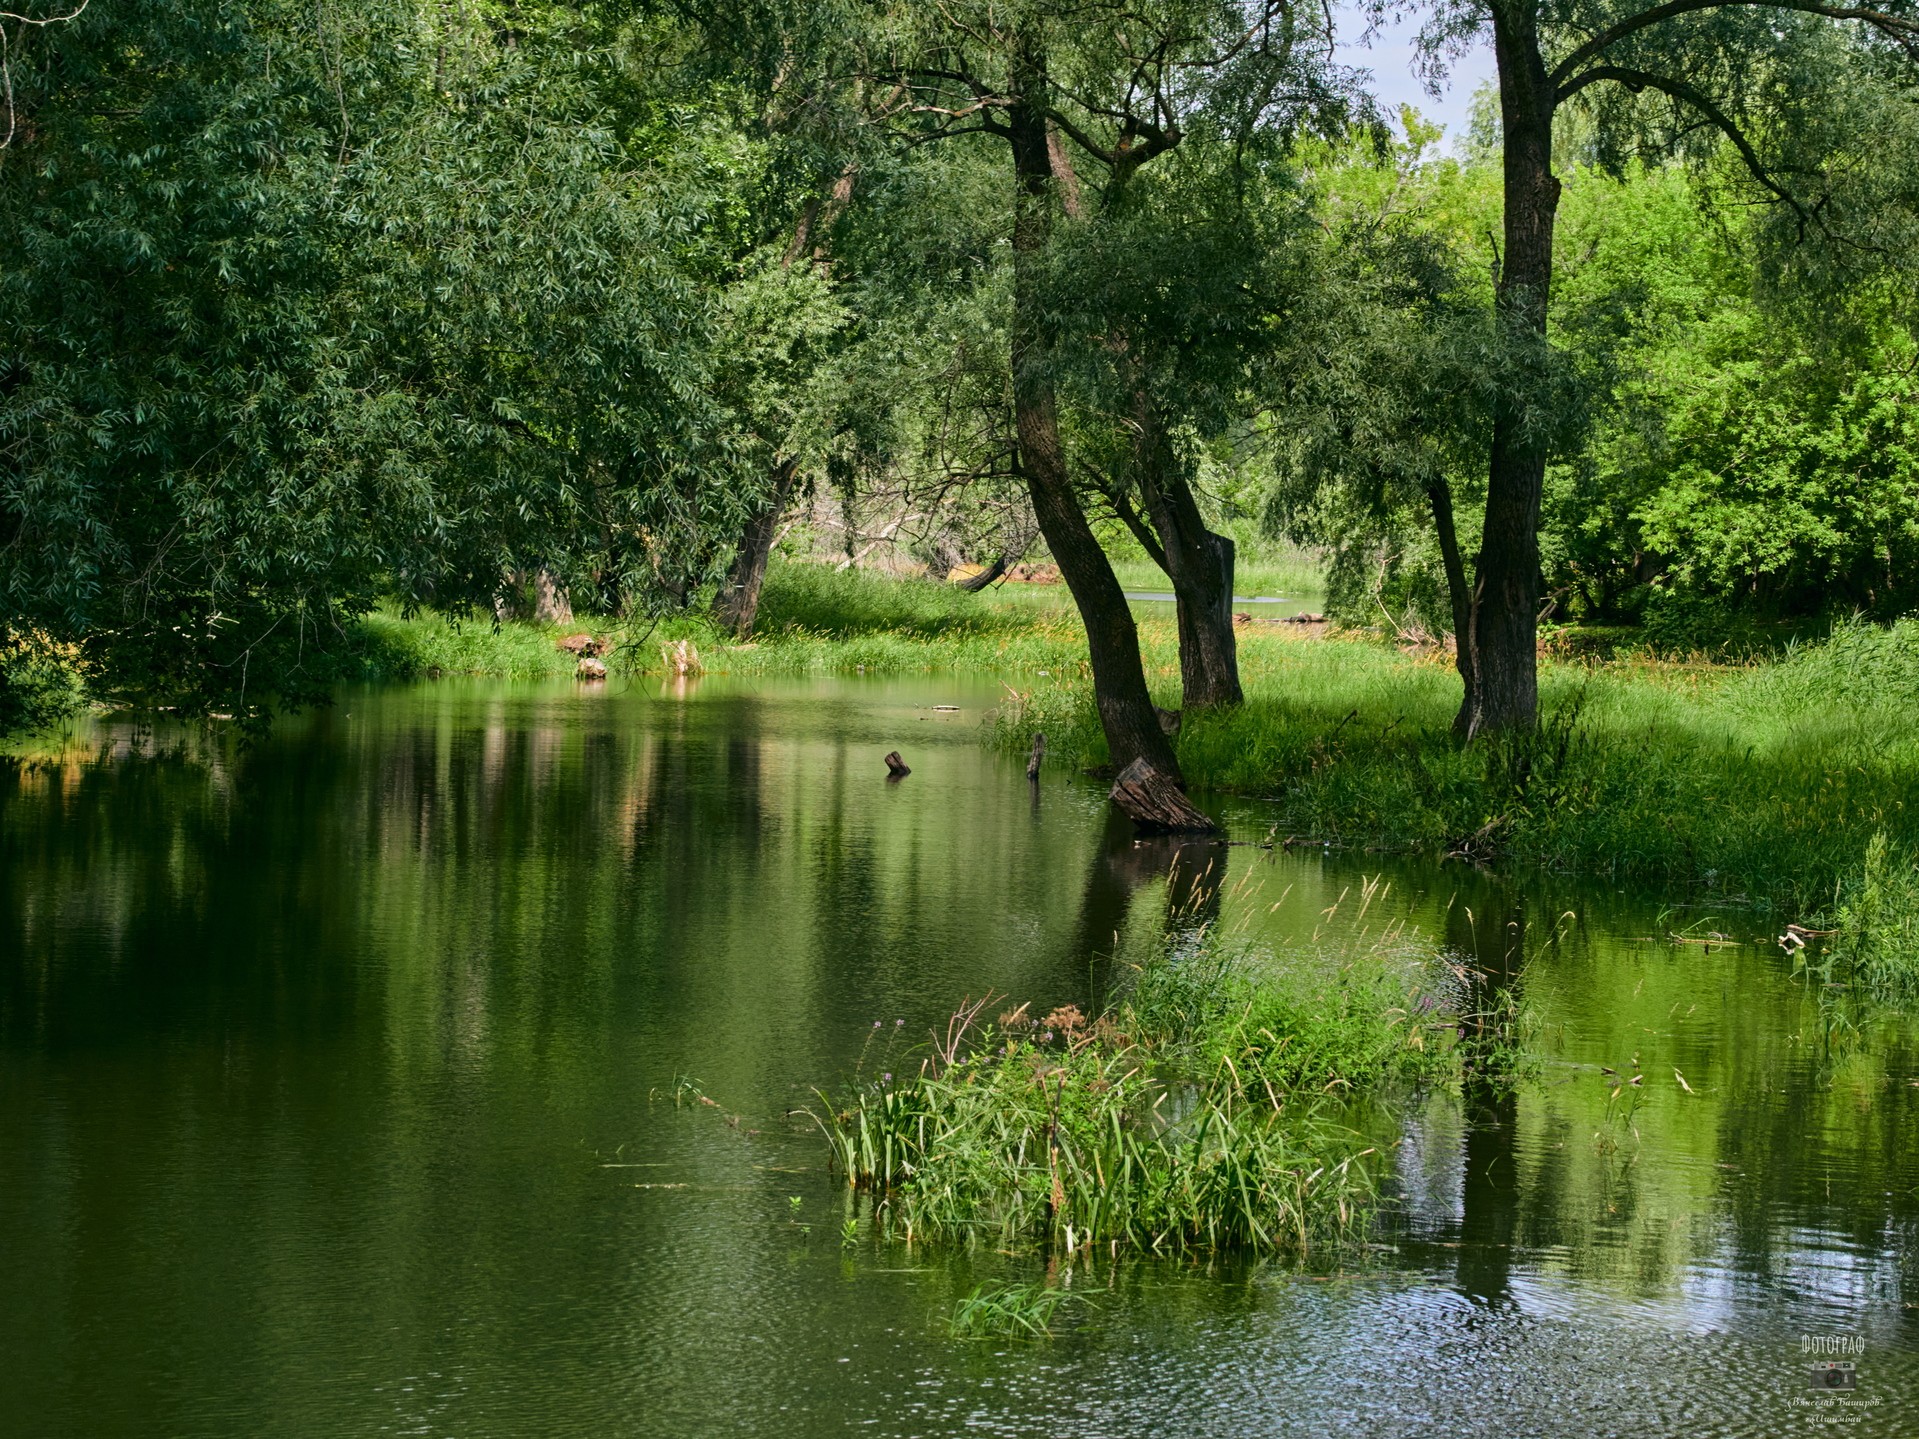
3;676;1915;1436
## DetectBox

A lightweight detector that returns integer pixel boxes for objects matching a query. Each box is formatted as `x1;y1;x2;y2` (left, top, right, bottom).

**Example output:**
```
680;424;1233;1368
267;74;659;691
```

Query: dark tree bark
1134;410;1242;709
1461;5;1560;737
1009;39;1183;783
1105;396;1242;710
1109;758;1218;833
1427;477;1477;737
712;458;797;637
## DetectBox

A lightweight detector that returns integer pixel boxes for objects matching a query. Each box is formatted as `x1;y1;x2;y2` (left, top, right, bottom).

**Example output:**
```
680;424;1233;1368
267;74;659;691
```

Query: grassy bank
817;937;1459;1256
350;564;1100;682
997;618;1919;915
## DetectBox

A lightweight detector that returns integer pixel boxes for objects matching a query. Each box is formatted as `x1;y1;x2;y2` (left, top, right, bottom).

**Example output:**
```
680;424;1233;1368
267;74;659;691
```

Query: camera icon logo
1809;1361;1857;1390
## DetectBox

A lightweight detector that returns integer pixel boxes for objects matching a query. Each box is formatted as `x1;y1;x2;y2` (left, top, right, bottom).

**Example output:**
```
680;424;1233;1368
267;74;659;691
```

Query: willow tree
836;0;1348;780
1403;0;1919;734
0;1;753;721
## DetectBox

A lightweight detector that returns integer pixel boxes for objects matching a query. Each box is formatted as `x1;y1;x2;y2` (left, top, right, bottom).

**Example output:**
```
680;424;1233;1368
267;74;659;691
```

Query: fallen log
1109;758;1219;834
953;555;1011;592
1026;732;1045;781
885;751;911;779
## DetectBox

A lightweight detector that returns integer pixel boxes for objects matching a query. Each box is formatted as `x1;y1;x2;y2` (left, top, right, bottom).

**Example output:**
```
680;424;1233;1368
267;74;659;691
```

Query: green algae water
3;676;1916;1437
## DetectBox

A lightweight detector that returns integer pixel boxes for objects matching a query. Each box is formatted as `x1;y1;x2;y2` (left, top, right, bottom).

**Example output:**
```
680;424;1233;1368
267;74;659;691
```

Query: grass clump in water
948;1280;1084;1340
1818;832;1919;1005
818;944;1454;1256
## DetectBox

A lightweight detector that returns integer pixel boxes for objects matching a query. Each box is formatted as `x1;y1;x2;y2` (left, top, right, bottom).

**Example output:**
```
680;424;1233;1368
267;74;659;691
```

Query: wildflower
882;1073;893;1084
894;1018;904;1027
873;1020;882;1028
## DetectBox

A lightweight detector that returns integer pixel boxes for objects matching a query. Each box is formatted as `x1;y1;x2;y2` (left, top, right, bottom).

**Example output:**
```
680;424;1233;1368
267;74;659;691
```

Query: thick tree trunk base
1109;759;1219;834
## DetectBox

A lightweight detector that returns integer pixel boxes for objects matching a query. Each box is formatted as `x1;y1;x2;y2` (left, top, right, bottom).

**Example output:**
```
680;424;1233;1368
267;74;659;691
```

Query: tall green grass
1819;831;1919;1004
353;607;586;679
816;941;1454;1255
350;563;1105;682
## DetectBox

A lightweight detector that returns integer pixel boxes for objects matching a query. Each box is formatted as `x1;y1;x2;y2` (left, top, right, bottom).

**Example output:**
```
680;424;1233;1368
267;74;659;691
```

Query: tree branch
1551;0;1919;89
1558;64;1814;227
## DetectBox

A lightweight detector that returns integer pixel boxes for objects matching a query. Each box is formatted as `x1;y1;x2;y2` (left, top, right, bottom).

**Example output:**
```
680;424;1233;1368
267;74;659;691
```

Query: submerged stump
1110;758;1218;834
885;751;911;779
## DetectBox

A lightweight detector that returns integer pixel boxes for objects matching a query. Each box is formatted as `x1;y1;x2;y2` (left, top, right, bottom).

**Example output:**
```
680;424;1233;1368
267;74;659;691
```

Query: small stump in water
660;639;702;677
885;751;912;780
1110;759;1217;834
576;656;608;681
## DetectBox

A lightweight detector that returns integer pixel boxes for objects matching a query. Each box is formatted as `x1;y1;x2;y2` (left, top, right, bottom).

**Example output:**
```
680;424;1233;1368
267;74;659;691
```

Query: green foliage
1;1;757;727
0;630;87;733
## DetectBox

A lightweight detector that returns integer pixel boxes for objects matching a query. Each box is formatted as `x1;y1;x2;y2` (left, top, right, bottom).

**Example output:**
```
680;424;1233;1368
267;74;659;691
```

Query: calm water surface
3;675;1916;1437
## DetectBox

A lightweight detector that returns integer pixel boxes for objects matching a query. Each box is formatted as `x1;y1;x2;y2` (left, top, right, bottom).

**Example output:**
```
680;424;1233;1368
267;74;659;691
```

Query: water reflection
2;676;1917;1437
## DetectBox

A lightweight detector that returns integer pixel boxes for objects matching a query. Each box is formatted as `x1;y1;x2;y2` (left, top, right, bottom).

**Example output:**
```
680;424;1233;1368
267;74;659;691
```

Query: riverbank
24;560;1917;918
998;619;1919;915
357;562;1917;914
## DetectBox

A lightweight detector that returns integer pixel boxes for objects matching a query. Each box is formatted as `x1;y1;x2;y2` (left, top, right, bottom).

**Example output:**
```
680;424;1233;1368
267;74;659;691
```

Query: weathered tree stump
557;633;601;657
1109;758;1218;834
885;751;911;779
1026;732;1045;781
576;656;608;681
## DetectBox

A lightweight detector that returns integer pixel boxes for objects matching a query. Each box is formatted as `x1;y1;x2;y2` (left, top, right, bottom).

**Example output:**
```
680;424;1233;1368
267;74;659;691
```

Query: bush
0;631;88;735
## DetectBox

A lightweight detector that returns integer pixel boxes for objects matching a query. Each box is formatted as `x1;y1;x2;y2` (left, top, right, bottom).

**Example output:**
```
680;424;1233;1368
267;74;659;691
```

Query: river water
3;676;1915;1437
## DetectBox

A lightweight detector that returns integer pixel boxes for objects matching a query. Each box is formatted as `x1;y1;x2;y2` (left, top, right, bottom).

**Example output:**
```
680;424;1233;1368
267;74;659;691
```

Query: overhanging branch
1557;64;1816;228
1550;0;1919;89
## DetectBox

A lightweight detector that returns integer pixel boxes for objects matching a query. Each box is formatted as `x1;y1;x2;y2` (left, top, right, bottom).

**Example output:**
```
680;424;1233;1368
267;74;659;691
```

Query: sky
1331;6;1497;152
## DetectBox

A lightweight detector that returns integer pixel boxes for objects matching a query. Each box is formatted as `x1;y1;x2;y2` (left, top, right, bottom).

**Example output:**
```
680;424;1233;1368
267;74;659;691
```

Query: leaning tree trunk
1462;10;1560;738
1134;407;1242;709
713;458;798;637
1009;41;1182;784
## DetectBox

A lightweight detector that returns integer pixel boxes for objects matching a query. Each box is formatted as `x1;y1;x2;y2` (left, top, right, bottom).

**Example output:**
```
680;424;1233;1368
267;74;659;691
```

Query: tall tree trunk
1427;476;1477;736
712;458;797;637
1009;40;1182;782
1463;8;1560;738
1132;397;1242;709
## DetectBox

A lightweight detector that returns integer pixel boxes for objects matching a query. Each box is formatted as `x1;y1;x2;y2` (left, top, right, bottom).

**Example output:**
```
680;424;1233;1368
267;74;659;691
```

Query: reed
1812;831;1919;1004
948;1280;1083;1339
